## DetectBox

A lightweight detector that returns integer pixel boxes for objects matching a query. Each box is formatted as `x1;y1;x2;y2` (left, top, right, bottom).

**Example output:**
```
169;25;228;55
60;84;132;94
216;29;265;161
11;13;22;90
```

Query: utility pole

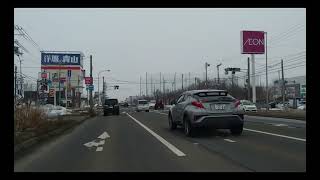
77;75;80;108
146;72;148;97
15;65;17;105
18;55;23;97
160;72;162;93
58;60;61;106
151;74;153;97
265;32;269;110
247;57;250;101
140;76;142;97
195;77;197;90
174;72;176;91
102;76;105;105
251;54;256;103
89;55;93;111
182;74;184;90
281;59;285;109
205;62;210;88
163;77;165;94
189;72;191;90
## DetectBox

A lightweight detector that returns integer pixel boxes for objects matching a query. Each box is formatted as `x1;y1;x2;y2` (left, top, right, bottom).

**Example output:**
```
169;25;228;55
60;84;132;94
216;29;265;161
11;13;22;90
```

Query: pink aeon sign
241;31;265;54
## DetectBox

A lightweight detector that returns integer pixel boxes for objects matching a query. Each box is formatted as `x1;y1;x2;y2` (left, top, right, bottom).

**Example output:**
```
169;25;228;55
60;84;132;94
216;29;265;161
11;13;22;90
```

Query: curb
14;116;91;155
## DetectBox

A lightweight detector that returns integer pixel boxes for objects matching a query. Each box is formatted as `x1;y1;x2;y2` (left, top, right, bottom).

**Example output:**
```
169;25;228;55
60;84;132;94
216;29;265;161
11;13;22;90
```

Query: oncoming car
168;89;244;137
239;100;257;112
136;100;150;112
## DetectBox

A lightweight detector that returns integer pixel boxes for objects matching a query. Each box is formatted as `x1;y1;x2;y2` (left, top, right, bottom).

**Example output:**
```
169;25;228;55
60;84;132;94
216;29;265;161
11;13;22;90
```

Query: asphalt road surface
14;107;306;172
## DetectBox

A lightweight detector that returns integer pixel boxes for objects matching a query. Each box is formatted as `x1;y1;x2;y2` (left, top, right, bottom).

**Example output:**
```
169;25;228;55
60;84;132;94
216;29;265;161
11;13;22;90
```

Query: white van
136;100;149;112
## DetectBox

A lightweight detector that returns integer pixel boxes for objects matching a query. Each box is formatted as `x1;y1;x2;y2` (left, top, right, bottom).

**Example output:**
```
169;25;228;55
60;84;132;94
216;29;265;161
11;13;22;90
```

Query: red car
155;100;164;110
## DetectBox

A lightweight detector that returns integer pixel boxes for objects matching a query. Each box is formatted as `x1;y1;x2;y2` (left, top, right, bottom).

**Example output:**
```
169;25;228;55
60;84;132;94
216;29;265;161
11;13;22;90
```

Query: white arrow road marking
126;113;186;157
98;132;110;139
224;139;236;143
83;139;106;148
83;142;96;148
96;147;103;151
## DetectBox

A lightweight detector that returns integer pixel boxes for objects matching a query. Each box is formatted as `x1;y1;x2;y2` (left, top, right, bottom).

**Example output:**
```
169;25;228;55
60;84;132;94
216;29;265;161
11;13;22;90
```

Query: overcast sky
14;8;306;101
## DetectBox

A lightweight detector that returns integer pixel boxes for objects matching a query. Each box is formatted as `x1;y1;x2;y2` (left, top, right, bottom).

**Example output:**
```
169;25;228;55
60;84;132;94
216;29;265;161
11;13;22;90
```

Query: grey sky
14;8;306;101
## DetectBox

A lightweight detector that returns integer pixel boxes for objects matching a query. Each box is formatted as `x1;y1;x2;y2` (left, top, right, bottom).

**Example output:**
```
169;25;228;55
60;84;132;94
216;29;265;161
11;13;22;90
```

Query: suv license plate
213;104;226;110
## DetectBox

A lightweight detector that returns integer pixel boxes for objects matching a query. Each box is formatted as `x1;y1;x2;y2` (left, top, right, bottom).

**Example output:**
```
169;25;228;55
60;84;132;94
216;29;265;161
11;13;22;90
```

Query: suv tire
183;116;194;137
230;124;243;135
168;114;177;130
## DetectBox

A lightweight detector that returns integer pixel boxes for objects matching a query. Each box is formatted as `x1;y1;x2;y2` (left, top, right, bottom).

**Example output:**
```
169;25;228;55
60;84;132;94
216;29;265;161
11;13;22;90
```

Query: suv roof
185;89;227;95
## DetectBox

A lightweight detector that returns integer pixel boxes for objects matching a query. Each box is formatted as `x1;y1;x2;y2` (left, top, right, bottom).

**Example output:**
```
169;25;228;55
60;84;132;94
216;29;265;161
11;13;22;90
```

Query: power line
269;26;305;46
268;23;305;44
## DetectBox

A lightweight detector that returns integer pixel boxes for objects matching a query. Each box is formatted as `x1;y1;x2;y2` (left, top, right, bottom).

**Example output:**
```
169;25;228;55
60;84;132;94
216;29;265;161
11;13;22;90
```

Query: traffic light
114;85;119;89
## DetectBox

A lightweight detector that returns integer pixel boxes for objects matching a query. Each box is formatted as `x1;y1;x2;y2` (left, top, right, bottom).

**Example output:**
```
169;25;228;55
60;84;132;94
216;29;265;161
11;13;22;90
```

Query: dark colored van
104;99;120;116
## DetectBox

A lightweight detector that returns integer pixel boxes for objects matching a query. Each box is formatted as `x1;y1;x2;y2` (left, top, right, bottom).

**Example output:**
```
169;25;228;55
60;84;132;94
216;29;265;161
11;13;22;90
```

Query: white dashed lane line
126;113;186;157
224;139;236;143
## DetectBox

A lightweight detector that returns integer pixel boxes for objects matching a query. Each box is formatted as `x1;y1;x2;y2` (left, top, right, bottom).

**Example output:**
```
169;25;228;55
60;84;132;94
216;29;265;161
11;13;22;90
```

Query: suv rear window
194;92;234;102
105;99;118;105
138;100;148;104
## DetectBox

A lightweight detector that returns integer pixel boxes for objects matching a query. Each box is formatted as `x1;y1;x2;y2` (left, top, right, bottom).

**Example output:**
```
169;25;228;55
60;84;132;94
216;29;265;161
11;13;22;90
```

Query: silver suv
168;89;244;137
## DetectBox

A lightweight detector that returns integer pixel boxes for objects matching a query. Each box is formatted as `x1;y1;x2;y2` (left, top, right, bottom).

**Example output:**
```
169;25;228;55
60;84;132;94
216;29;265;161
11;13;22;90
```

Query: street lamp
217;63;222;85
98;69;111;105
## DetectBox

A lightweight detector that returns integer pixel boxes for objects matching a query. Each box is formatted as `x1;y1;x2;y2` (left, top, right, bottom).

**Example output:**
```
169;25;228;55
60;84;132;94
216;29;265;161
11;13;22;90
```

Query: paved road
14;107;306;172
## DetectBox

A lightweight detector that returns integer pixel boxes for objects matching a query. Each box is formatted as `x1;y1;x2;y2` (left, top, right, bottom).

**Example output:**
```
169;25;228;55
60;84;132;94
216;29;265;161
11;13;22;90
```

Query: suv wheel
168;114;177;130
230;125;243;136
183;117;194;137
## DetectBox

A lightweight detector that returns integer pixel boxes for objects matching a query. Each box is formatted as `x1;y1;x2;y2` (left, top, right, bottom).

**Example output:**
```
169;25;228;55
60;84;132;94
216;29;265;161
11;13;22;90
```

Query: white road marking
273;124;288;127
98;132;110;139
97;140;105;146
126;113;186;157
153;111;168;116
83;139;106;148
244;128;306;142
96;147;103;151
224;139;236;143
83;142;95;148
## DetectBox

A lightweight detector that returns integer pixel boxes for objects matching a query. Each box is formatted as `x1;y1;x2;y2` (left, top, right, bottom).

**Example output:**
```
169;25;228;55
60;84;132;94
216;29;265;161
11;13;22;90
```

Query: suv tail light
234;99;240;108
192;101;205;109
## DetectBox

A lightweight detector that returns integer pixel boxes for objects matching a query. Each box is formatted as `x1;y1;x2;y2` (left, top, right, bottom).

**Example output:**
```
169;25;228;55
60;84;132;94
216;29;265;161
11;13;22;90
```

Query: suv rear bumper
192;114;243;128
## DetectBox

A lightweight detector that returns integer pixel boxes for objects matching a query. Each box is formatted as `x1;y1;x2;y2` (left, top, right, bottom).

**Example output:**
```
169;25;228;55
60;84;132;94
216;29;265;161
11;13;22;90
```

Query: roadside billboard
241;31;265;54
41;52;82;66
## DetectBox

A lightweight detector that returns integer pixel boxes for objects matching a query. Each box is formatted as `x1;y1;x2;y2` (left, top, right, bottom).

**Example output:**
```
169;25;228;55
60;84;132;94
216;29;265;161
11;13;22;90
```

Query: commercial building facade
40;51;85;107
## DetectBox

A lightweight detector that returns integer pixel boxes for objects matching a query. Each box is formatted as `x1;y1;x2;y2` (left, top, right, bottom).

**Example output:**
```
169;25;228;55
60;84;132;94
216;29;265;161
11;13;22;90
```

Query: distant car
155;101;164;110
239;100;257;112
269;102;277;108
276;102;289;109
103;98;120;116
136;100;149;112
298;101;306;110
169;89;244;137
149;102;156;109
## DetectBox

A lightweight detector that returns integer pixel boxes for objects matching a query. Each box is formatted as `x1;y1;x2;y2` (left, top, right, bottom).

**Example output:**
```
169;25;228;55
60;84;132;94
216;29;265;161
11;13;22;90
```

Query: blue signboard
41;53;81;66
88;85;94;91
